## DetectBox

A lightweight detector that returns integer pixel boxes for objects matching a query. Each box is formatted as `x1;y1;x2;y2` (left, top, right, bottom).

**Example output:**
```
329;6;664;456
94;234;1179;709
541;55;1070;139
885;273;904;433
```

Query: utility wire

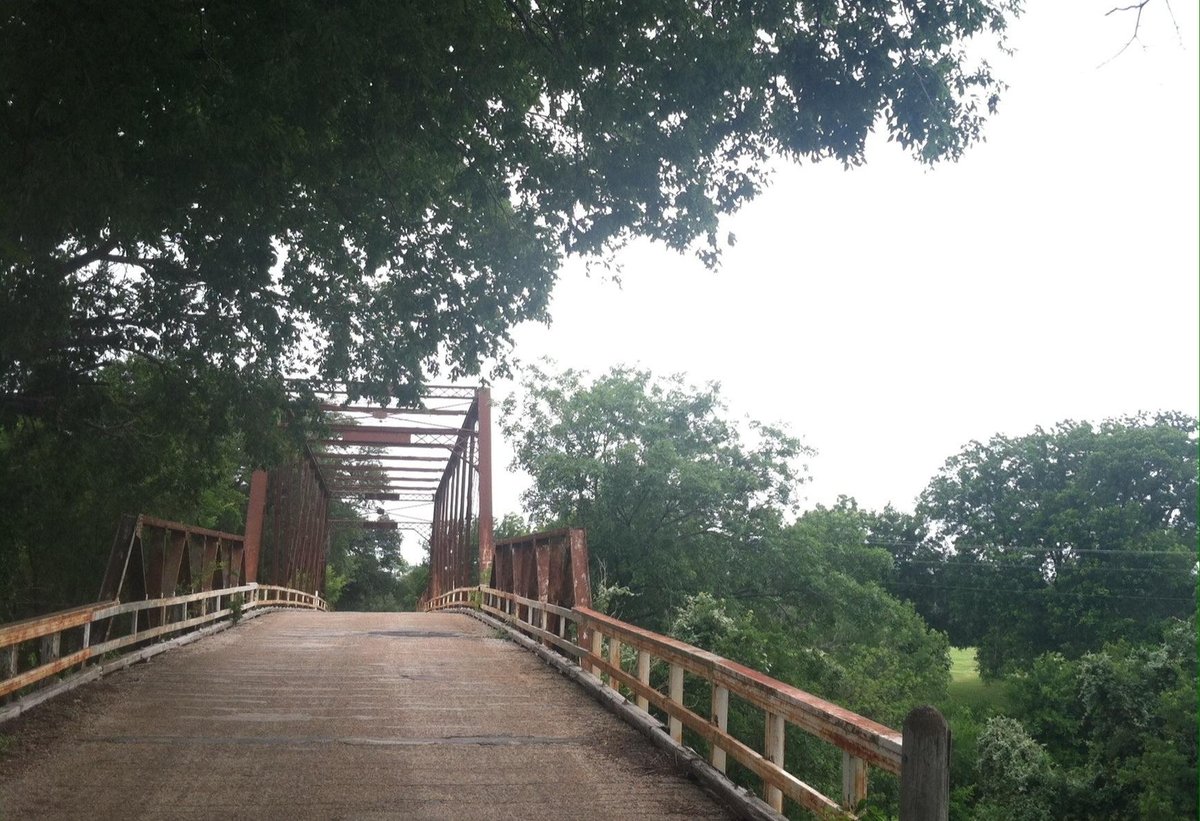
865;540;1197;560
893;582;1194;603
890;559;1196;575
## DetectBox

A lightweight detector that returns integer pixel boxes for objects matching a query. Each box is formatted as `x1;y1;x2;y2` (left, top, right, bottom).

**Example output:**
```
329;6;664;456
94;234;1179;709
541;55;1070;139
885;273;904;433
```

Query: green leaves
2;0;1019;435
503;363;807;625
913;413;1198;674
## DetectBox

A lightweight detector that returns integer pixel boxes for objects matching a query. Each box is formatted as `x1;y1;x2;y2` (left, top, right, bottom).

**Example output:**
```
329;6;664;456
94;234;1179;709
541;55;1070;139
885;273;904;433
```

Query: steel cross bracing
242;384;495;598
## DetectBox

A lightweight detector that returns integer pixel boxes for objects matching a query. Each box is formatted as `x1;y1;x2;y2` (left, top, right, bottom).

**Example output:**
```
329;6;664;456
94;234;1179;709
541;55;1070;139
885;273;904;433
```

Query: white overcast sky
399;1;1199;554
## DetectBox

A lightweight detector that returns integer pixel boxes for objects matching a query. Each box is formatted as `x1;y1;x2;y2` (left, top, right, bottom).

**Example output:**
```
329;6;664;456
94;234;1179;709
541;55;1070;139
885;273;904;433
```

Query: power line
865;539;1198;560
891;559;1196;575
892;582;1194;604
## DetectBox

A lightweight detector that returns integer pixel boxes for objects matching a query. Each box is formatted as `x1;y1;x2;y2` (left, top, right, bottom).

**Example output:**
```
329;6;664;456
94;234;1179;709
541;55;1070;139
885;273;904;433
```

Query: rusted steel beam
569;529;592;609
162;532;186;598
243;470;269;584
463;431;476;587
143;526;168;601
327;520;400;529
327;482;439;490
495;527;577;548
323;430;412;446
321;465;444;473
139;516;244;543
349;492;432;501
98;514;140;602
298;380;476;400
328;424;469;436
477;387;495;585
326;476;441;485
317;453;448;461
319;404;468;416
318;440;455;449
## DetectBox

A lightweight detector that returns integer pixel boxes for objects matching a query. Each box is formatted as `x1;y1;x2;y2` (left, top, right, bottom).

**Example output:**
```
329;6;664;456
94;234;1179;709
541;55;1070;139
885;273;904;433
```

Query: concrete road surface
0;610;732;820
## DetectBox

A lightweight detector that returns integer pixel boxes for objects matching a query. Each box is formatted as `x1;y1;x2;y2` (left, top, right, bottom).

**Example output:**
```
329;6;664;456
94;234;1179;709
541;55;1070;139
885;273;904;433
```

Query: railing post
900;706;950;821
1;646;16;698
40;632;61;667
711;684;729;772
668;663;684;743
636;649;651;711
607;636;622;692
843;752;868;811
590;630;603;679
764;711;785;812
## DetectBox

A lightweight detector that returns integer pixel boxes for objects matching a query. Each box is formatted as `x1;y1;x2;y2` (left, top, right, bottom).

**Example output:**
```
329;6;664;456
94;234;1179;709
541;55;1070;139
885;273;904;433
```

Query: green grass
946;647;1008;714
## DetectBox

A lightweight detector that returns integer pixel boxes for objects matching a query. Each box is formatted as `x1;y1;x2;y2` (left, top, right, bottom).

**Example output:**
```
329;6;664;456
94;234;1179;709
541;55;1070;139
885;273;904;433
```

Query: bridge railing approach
0;582;325;720
427;585;948;819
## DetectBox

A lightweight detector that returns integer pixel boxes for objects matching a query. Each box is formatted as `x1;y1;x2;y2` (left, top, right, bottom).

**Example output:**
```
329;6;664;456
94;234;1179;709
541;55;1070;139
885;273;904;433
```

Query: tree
324;506;430;611
503;363;806;626
999;617;1198;820
0;360;255;619
2;0;1020;443
917;413;1197;675
667;505;952;812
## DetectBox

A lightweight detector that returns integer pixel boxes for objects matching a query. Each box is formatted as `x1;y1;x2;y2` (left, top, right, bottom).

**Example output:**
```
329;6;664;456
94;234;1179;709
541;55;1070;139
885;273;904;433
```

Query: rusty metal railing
427;585;948;819
0;583;325;720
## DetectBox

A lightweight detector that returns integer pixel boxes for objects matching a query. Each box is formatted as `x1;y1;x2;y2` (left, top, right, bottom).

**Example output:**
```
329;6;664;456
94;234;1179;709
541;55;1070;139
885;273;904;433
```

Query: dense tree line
505;364;1197;819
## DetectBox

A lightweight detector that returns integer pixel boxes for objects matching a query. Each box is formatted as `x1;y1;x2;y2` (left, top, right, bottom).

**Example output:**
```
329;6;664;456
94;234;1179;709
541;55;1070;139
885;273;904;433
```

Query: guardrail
0;583;326;709
427;585;948;819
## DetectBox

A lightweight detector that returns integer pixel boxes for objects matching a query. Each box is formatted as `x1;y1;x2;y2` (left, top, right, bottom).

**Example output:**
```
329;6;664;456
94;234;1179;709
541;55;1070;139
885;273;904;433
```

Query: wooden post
607;637;622;692
1;645;16;702
711;684;729;772
590;630;603;679
668;663;684;743
843;751;868;810
40;632;61;666
900;706;950;821
636;649;651;711
764;711;785;811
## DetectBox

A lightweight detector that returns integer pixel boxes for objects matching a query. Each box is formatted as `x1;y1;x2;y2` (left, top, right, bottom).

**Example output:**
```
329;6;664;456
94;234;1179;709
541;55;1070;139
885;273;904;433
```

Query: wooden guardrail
427;585;949;820
0;583;326;708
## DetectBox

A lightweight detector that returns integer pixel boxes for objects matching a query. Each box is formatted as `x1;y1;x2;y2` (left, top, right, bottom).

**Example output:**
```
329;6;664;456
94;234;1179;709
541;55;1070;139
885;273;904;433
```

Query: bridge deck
0;611;731;820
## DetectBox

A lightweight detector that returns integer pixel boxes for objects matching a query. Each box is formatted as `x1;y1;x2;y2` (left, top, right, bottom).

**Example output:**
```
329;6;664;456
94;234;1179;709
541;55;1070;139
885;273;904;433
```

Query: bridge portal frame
243;384;495;599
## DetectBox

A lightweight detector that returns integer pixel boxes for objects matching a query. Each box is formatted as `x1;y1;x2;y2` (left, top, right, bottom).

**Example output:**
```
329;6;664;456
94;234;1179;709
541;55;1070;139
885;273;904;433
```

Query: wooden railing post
607;637;622;692
590;630;603;679
636;649;651;711
764;711;785;811
40;632;61;666
843;752;868;811
900;706;950;821
668;663;684;743
0;646;15;702
711;684;729;772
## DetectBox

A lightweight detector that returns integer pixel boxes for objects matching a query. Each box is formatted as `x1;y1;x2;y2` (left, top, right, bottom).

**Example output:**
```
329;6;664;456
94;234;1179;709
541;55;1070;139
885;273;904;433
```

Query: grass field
946;647;1007;714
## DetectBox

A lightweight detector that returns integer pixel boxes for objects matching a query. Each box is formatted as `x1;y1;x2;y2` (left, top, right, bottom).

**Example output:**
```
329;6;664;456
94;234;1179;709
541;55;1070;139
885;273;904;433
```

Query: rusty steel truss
242;385;495;598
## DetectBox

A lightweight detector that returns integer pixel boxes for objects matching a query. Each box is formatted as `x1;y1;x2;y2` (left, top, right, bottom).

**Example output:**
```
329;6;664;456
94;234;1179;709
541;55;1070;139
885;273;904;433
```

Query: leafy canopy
2;0;1019;434
905;413;1197;674
503;363;806;625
